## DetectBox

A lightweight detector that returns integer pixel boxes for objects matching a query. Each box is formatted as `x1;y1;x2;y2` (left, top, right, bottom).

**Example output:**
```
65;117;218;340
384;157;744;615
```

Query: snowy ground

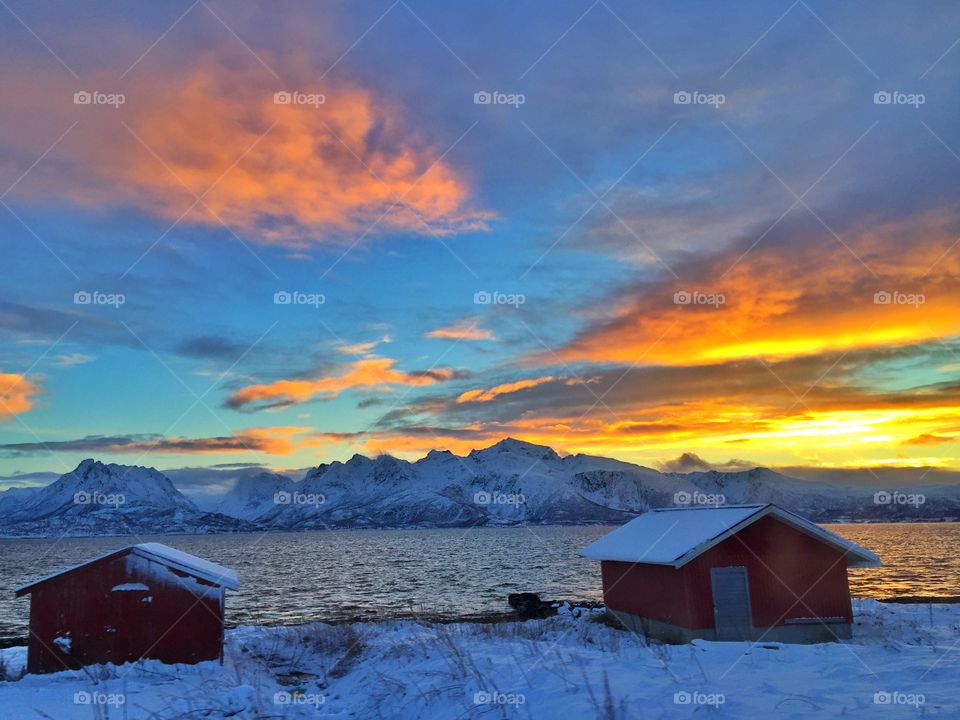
0;600;957;719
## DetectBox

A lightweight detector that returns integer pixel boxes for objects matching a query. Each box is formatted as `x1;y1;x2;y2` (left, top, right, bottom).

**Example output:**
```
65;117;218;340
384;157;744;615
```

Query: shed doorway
710;566;753;640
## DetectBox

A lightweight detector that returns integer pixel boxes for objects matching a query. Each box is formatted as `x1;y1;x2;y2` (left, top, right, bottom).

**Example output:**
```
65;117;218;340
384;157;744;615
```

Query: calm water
0;523;957;645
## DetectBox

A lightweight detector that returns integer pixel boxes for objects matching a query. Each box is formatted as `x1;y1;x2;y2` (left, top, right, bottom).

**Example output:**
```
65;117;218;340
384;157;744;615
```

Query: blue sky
2;0;960;483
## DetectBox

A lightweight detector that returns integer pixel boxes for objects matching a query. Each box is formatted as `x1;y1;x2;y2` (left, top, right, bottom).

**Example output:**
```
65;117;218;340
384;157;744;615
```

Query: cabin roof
579;503;881;569
15;542;239;596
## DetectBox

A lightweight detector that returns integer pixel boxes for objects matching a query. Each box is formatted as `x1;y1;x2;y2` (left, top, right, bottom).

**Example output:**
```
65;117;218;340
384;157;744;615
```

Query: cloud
554;210;960;366
176;336;251;361
0;373;41;418
425;319;494;341
226;357;461;411
1;56;491;244
659;452;758;474
0;426;325;457
457;376;557;404
51;353;95;368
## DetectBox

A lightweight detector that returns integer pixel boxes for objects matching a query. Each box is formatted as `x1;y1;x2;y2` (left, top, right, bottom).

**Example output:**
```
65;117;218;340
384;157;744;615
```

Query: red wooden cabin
581;504;879;643
15;543;239;674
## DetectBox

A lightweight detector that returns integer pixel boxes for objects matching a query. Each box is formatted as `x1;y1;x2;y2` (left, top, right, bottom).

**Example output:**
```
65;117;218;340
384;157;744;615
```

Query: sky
1;0;959;486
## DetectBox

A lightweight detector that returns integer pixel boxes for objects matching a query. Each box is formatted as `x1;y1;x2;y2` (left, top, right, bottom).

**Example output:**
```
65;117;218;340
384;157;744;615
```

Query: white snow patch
111;582;149;592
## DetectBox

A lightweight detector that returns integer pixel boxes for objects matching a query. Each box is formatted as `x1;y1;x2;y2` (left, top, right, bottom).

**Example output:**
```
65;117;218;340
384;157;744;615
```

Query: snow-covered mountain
0;459;254;537
2;440;958;536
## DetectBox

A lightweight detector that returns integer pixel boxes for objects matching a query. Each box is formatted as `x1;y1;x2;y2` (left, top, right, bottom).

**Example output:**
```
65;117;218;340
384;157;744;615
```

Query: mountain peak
475;438;560;461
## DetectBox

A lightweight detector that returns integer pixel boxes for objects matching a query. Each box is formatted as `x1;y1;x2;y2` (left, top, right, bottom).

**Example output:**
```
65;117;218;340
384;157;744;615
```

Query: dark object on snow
15;543;238;674
508;593;557;619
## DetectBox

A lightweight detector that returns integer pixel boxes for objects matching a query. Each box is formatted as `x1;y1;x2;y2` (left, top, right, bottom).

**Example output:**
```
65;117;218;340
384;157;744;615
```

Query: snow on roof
15;543;239;596
579;504;880;568
132;543;239;590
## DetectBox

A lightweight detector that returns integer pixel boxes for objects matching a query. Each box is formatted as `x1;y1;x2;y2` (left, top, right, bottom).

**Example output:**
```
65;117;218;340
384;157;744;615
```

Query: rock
507;593;557;619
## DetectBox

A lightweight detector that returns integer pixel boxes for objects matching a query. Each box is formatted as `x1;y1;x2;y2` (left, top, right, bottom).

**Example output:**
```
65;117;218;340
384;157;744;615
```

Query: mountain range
0;439;958;537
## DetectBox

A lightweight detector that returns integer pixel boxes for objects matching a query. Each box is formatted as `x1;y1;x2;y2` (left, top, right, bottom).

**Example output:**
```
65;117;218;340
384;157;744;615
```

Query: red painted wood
601;514;853;632
24;550;226;674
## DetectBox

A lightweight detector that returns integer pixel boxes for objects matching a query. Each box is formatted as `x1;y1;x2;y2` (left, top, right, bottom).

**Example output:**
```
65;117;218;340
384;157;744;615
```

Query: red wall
602;515;853;631
26;552;224;674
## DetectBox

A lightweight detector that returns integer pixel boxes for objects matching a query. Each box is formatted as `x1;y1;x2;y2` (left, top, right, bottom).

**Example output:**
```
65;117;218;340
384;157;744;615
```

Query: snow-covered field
1;600;957;719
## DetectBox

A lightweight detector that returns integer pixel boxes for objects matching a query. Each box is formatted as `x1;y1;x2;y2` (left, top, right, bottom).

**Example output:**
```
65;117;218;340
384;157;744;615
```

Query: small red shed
15;543;239;674
580;504;880;643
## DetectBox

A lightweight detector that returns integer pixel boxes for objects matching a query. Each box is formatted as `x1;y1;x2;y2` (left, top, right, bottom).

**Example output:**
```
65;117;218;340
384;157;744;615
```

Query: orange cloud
426;319;494;341
227;358;457;410
556;212;960;366
1;57;490;243
457;376;556;403
0;373;40;418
